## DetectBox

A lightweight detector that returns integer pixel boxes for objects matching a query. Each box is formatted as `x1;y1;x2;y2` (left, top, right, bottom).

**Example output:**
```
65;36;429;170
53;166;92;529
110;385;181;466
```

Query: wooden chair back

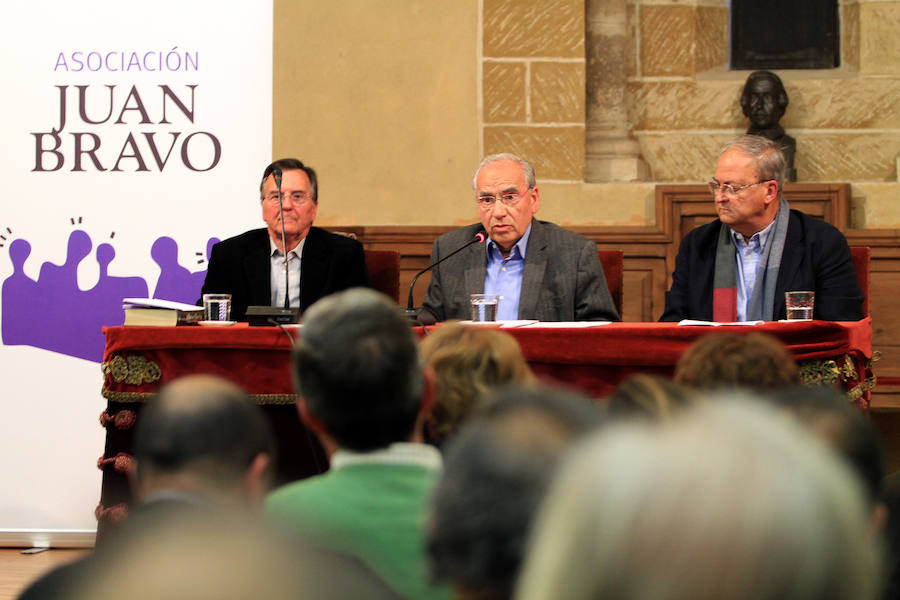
598;249;624;318
850;246;870;317
365;249;401;303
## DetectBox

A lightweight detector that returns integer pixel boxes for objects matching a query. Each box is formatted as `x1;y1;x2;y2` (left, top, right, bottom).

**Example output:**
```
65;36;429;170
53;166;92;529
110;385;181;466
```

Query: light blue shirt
270;237;304;308
484;224;532;320
732;219;775;321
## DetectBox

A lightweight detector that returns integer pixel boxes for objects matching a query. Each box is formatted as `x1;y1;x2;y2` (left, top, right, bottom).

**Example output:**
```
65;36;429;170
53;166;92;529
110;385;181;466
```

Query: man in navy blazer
660;136;863;322
201;159;368;321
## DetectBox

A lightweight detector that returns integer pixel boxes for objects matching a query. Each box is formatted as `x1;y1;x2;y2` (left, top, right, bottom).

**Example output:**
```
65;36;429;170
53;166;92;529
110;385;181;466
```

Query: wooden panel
871;413;900;474
844;232;900;410
622;264;657;322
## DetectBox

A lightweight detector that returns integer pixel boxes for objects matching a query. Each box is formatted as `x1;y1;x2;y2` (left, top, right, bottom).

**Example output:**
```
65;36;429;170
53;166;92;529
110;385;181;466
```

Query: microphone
245;167;299;325
272;168;290;310
406;232;486;321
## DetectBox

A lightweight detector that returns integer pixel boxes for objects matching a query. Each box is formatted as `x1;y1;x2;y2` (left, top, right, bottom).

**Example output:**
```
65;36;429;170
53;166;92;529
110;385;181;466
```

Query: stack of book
122;298;204;327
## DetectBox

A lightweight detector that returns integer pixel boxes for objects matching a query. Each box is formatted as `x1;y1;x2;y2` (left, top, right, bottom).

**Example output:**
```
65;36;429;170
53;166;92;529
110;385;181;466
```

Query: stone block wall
481;0;586;181
479;0;900;228
629;0;900;227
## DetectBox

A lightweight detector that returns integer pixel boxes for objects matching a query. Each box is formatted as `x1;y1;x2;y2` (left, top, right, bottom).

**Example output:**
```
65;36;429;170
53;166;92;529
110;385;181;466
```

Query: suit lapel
244;231;271;306
463;244;485;297
300;228;328;310
774;211;803;306
456;225;487;300
518;220;546;319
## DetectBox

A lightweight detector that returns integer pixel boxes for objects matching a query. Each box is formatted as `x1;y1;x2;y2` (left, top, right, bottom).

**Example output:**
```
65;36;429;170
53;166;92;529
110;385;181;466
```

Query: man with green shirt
266;288;450;600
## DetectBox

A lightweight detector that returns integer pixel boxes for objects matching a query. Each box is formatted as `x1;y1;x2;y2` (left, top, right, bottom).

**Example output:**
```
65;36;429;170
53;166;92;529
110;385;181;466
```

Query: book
122;298;204;327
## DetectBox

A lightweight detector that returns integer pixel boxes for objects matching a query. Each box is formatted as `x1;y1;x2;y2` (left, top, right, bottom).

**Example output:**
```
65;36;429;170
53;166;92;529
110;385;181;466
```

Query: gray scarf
713;197;790;321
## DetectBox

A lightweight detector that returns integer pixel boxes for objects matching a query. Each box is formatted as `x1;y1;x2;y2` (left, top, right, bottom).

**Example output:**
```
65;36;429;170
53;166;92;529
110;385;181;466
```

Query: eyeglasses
707;180;772;197
264;191;311;205
476;189;530;209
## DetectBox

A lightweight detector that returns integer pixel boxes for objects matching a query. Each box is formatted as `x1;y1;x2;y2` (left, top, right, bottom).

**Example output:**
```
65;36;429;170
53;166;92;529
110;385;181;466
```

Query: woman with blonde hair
420;322;535;444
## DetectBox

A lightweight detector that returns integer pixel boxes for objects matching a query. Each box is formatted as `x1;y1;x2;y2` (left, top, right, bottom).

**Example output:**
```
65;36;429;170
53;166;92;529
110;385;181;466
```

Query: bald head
134;375;275;502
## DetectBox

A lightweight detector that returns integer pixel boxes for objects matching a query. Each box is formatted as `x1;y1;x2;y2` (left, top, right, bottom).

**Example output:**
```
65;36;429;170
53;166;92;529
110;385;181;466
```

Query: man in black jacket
201;158;369;320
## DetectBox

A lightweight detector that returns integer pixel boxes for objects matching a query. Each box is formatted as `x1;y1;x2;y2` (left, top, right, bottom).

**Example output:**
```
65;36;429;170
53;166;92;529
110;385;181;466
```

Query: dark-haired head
293;288;424;452
674;331;800;392
428;384;605;598
259;158;318;203
766;385;884;505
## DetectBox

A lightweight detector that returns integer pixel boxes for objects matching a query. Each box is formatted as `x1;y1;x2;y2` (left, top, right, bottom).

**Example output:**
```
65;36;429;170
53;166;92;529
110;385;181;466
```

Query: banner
0;1;272;542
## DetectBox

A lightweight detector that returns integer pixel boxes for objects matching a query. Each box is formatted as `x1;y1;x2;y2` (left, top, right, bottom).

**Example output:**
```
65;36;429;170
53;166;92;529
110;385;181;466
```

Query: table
96;318;874;538
493;319;874;403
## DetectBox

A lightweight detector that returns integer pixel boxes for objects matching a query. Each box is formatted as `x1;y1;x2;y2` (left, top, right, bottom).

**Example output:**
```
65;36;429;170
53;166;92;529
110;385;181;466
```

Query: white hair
472;153;536;190
721;134;787;192
516;397;880;600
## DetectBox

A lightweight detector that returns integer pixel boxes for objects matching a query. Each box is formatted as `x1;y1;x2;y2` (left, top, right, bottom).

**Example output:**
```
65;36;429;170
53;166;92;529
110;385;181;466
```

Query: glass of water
203;293;232;321
784;291;814;320
470;294;499;322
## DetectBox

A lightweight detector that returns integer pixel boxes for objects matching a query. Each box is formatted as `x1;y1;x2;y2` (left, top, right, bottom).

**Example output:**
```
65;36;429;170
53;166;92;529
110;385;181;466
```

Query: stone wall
272;0;899;228
481;0;586;181
632;0;899;227
273;1;480;227
477;0;900;229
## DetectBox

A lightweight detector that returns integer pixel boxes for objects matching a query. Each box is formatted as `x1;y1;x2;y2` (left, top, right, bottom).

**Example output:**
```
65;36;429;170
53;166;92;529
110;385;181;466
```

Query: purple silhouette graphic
2;229;215;363
32;230;96;359
152;236;219;304
151;237;196;303
85;243;149;356
2;239;42;346
191;236;220;294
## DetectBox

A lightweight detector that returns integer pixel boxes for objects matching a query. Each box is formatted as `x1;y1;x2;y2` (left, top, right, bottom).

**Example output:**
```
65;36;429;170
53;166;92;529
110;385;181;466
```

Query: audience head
420;322;535;443
517;397;880;600
768;385;885;506
70;515;402;600
605;374;696;421
674;331;800;391
133;374;275;508
878;472;900;600
293;288;425;452
428;385;605;600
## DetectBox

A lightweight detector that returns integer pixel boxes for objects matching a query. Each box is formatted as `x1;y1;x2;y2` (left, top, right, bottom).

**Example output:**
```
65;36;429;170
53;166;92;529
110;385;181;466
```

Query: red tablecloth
102;318;873;405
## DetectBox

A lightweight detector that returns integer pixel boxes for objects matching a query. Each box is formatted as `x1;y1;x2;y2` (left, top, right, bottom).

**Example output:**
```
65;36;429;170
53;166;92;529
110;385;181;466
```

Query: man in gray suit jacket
420;154;619;323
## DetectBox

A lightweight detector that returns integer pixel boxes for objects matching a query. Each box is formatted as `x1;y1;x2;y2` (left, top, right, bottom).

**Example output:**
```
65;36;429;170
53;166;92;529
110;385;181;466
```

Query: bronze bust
741;71;797;181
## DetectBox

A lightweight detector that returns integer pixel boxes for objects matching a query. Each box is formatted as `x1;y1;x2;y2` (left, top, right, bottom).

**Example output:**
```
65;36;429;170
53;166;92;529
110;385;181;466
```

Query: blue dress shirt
484;224;532;320
732;219;774;321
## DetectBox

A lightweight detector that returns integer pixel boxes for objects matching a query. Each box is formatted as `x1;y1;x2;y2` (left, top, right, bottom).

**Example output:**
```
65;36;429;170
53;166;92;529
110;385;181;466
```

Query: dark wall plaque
732;0;839;70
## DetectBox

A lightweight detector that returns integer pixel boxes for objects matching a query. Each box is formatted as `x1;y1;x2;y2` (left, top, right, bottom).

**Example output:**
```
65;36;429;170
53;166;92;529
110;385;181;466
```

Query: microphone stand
405;233;486;322
245;168;299;326
274;169;291;311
